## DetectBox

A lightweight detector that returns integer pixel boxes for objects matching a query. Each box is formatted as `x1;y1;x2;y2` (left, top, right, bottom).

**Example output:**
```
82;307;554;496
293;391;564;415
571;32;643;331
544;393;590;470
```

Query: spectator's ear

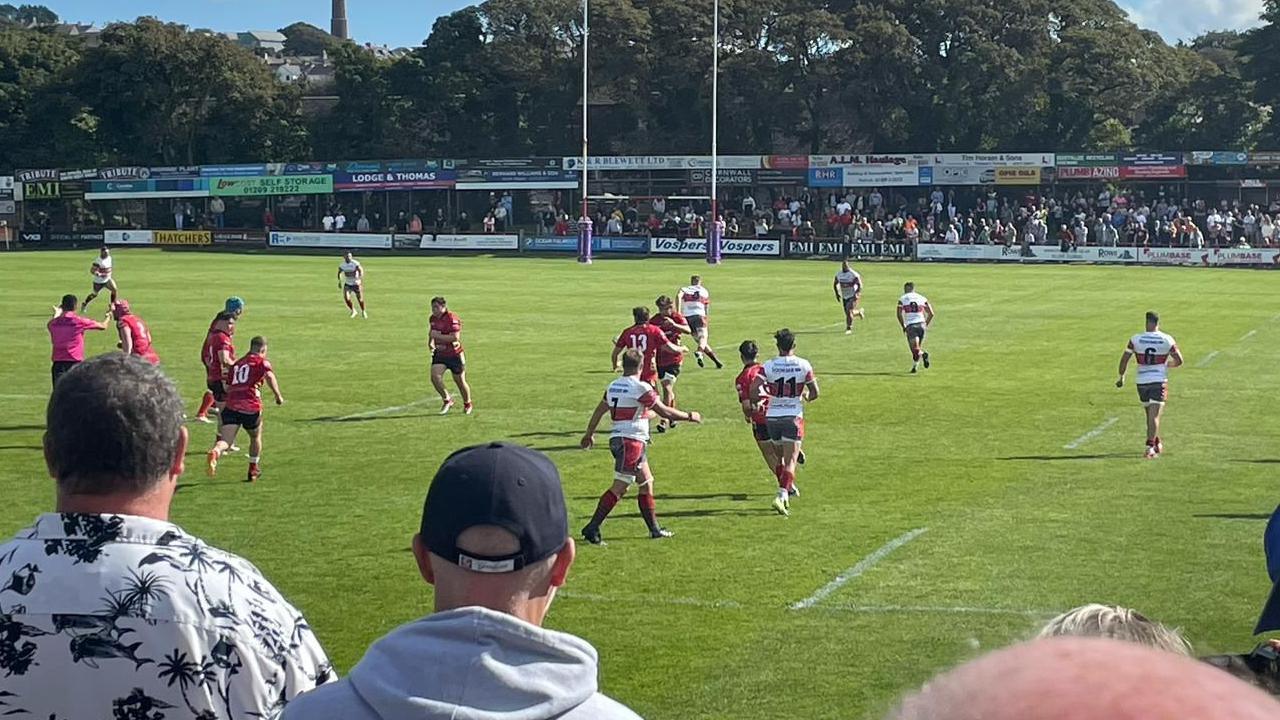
550;538;575;588
412;533;436;585
169;426;188;481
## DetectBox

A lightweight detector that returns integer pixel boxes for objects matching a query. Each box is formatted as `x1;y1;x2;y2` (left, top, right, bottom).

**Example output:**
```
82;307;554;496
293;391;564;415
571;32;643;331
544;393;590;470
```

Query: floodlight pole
578;0;593;264
706;0;723;265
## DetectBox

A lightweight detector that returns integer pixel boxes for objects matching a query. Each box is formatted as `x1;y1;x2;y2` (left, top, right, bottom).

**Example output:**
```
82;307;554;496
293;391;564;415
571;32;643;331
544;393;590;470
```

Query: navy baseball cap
1255;505;1280;634
421;442;569;574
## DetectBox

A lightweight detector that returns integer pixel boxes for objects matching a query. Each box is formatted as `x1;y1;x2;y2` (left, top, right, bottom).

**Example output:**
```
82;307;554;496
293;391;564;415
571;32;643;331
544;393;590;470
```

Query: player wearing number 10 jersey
612;306;685;387
207;336;284;482
1116;311;1183;458
750;329;819;517
580;349;702;545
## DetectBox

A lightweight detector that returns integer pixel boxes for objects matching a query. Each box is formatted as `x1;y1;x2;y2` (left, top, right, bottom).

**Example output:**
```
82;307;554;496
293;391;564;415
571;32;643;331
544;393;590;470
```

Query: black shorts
432;352;465;375
688;315;707;334
906;323;927;343
207;380;227;402
766;416;805;443
842;295;861;311
1137;382;1168;405
752;422;770;442
657;364;681;382
344;283;363;295
51;361;79;387
220;409;262;431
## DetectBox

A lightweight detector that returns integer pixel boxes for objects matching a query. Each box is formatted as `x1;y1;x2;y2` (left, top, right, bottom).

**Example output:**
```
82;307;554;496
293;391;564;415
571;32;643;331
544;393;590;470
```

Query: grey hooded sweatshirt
281;606;642;720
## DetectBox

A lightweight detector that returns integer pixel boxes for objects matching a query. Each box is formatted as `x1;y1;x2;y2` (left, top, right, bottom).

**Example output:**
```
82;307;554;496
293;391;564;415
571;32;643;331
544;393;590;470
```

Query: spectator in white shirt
322;213;335;232
0;355;333;719
334;211;347;232
836;199;852;216
945;224;960;244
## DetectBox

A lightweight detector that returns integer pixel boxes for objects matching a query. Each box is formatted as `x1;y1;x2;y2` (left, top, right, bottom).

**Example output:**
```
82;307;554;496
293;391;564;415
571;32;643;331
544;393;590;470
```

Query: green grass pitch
1;249;1278;718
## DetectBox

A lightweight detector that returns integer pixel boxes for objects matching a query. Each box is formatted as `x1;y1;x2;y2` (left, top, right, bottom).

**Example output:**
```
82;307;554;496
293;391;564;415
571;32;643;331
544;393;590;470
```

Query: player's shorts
640;368;659;387
906;323;927;343
220;408;262;431
688;315;707;334
1137;382;1168;405
432;352;465;375
609;436;648;482
752;422;770;442
766;415;805;443
206;380;227;402
93;278;114;288
842;294;861;311
51;361;79;387
343;283;362;294
657;364;681;382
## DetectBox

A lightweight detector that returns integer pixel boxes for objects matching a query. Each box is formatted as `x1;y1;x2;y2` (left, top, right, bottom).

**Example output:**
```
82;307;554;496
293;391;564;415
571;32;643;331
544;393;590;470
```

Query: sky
42;0;1268;48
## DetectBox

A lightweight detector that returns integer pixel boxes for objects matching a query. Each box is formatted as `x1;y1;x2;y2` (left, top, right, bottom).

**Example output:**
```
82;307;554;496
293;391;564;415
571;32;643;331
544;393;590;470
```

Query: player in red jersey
110;300;159;365
207;336;283;482
194;311;236;423
612;306;685;387
429;296;473;415
735;340;780;475
650;295;691;433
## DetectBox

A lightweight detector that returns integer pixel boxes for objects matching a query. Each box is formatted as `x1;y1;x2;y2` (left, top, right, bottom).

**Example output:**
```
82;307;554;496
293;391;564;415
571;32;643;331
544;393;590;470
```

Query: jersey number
232;364;251;385
907;302;920;313
629;335;648;352
608;396;637;421
773;378;800;397
1143;348;1156;364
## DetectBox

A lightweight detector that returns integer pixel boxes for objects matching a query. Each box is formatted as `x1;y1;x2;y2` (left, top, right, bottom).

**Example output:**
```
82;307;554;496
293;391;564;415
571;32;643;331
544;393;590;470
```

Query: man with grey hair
0;354;333;718
282;442;641;720
1038;603;1191;655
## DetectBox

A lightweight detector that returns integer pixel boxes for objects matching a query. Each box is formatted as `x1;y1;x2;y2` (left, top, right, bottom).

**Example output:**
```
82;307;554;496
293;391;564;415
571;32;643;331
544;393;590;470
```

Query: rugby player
81;247;118;311
833;260;866;334
429;296;473;415
679;275;723;369
195;312;236;424
111;300;159;365
207;336;284;482
1116;311;1183;458
650;295;691;432
612;306;686;388
337;251;367;318
579;348;702;544
735;340;780;481
750;329;818;517
897;282;935;373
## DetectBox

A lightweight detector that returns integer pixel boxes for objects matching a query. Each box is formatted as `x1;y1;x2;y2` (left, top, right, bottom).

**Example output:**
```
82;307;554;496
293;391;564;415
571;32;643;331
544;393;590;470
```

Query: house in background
237;30;287;54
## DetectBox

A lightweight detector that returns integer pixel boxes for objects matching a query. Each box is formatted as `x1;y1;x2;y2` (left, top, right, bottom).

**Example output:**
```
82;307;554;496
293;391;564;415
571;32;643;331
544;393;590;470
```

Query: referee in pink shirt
48;294;107;386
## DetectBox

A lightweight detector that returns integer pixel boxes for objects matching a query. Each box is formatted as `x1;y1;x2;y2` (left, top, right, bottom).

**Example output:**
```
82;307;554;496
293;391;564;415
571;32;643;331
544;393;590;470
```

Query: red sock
775;465;787;489
638;493;659;533
780;470;796;492
196;392;215;418
588;490;619;528
912;348;921;361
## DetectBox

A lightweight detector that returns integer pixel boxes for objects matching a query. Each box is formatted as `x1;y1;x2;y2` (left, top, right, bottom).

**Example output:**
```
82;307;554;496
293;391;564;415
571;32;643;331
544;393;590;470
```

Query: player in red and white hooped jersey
194;311;236;424
749;329;819;517
430;296;473;415
1116;311;1183;458
650;295;692;433
579;349;702;544
612;306;686;388
897;282;935;373
734;339;781;480
207;336;284;482
82;247;118;312
679;274;724;369
833;260;866;335
111;300;159;365
337;251;367;319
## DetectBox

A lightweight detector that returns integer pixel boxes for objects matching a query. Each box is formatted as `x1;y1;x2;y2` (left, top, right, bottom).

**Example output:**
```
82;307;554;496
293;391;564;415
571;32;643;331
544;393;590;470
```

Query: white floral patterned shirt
0;513;334;719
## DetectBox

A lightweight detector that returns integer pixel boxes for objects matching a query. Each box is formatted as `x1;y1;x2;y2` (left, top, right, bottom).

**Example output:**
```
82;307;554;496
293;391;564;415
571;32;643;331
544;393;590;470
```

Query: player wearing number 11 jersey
1116;311;1182;458
750;329;819;517
612;306;686;386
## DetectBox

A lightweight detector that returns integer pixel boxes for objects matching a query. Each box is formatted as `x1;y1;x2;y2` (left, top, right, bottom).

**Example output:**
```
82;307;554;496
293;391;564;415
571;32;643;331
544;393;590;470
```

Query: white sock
248;456;260;464
777;487;788;501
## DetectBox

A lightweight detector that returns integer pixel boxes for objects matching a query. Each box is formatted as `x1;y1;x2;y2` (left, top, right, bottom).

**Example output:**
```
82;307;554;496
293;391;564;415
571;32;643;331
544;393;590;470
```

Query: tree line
2;0;1280;171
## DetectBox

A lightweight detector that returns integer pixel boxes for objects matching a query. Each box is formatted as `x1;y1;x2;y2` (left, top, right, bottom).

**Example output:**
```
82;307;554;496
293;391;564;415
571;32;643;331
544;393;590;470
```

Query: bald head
890;637;1280;720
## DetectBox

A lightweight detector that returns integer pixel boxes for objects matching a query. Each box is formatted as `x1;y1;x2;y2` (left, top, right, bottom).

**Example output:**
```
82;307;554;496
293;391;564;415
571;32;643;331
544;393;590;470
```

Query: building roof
244;30;287;43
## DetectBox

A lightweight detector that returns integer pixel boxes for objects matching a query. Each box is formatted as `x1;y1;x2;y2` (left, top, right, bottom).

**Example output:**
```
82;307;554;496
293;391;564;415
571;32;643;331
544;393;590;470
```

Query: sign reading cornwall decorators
269;232;391;249
212;175;333;197
154;230;212;246
649;237;780;256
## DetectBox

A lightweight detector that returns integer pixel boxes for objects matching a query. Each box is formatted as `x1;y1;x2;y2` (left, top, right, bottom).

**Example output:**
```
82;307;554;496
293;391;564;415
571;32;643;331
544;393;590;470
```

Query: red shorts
640;367;658;386
610;437;647;479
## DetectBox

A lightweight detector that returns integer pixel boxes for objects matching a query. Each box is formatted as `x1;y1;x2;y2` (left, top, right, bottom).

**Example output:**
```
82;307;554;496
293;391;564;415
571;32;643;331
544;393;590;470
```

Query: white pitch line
790;527;929;610
1196;351;1221;368
1063;417;1119;450
812;603;1055;618
334;397;434;421
1240;329;1258;342
559;590;1049;618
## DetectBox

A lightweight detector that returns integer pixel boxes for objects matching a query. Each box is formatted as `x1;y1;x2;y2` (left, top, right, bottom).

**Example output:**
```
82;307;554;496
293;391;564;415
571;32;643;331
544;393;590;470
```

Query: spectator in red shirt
553;215;572;236
47;294;107;387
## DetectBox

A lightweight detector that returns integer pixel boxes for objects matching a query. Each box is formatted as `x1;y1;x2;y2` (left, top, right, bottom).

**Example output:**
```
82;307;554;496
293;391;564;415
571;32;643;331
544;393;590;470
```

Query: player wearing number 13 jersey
207;336;284;482
750;329;819;517
612;306;685;387
580;349;702;545
1116;311;1183;459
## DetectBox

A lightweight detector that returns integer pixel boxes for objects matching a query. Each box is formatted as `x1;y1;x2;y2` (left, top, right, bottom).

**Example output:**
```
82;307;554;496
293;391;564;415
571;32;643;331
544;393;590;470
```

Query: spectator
500;190;514;221
798;219;816;239
322;211;335;232
435;207;447;232
494;202;509;231
409;212;424;234
1263;214;1276;247
47;294;107;387
458;211;471;232
554;214;572;236
652;195;666;216
754;214;771;238
869;188;884;218
263;207;276;231
483;212;497;233
281;443;641;720
944;223;960;244
0;355;333;718
1038;604;1191;655
357;213;372;232
172;200;185;230
606;213;623;235
890;638;1280;720
742;193;756;216
334;209;347;233
209;196;226;229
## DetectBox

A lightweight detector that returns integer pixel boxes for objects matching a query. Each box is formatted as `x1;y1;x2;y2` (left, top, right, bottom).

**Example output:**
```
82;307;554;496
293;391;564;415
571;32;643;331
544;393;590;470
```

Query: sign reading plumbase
210;175;333;197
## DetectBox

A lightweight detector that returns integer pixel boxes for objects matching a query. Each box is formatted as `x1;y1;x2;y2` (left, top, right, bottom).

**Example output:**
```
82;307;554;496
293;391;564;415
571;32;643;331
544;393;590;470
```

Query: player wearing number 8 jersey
1116;311;1183;458
612;306;685;387
580;349;702;545
749;329;819;517
207;336;284;482
897;282;935;374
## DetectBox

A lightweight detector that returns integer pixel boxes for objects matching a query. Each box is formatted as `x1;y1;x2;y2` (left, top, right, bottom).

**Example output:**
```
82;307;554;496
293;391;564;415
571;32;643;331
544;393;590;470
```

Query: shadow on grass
1193;513;1272;521
998;453;1133;461
303;413;438;423
609;509;777;519
529;444;586;452
0;445;42;451
506;430;589;439
1231;459;1280;464
0;425;46;432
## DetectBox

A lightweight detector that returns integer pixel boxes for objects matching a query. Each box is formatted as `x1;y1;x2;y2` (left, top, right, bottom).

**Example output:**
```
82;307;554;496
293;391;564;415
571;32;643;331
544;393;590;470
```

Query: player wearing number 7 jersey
1116;311;1183;459
749;329;819;517
897;282;935;374
612;306;686;387
580;349;702;545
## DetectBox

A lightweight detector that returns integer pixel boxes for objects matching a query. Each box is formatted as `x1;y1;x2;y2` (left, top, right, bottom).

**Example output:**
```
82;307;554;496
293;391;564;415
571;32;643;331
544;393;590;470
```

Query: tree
1240;2;1280;146
309;43;401;159
279;22;342;57
0;26;82;169
0;4;57;27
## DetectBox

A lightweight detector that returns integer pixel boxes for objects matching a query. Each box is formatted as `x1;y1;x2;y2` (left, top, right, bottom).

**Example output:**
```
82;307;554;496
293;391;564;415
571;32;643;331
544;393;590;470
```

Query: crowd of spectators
7;353;1280;718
